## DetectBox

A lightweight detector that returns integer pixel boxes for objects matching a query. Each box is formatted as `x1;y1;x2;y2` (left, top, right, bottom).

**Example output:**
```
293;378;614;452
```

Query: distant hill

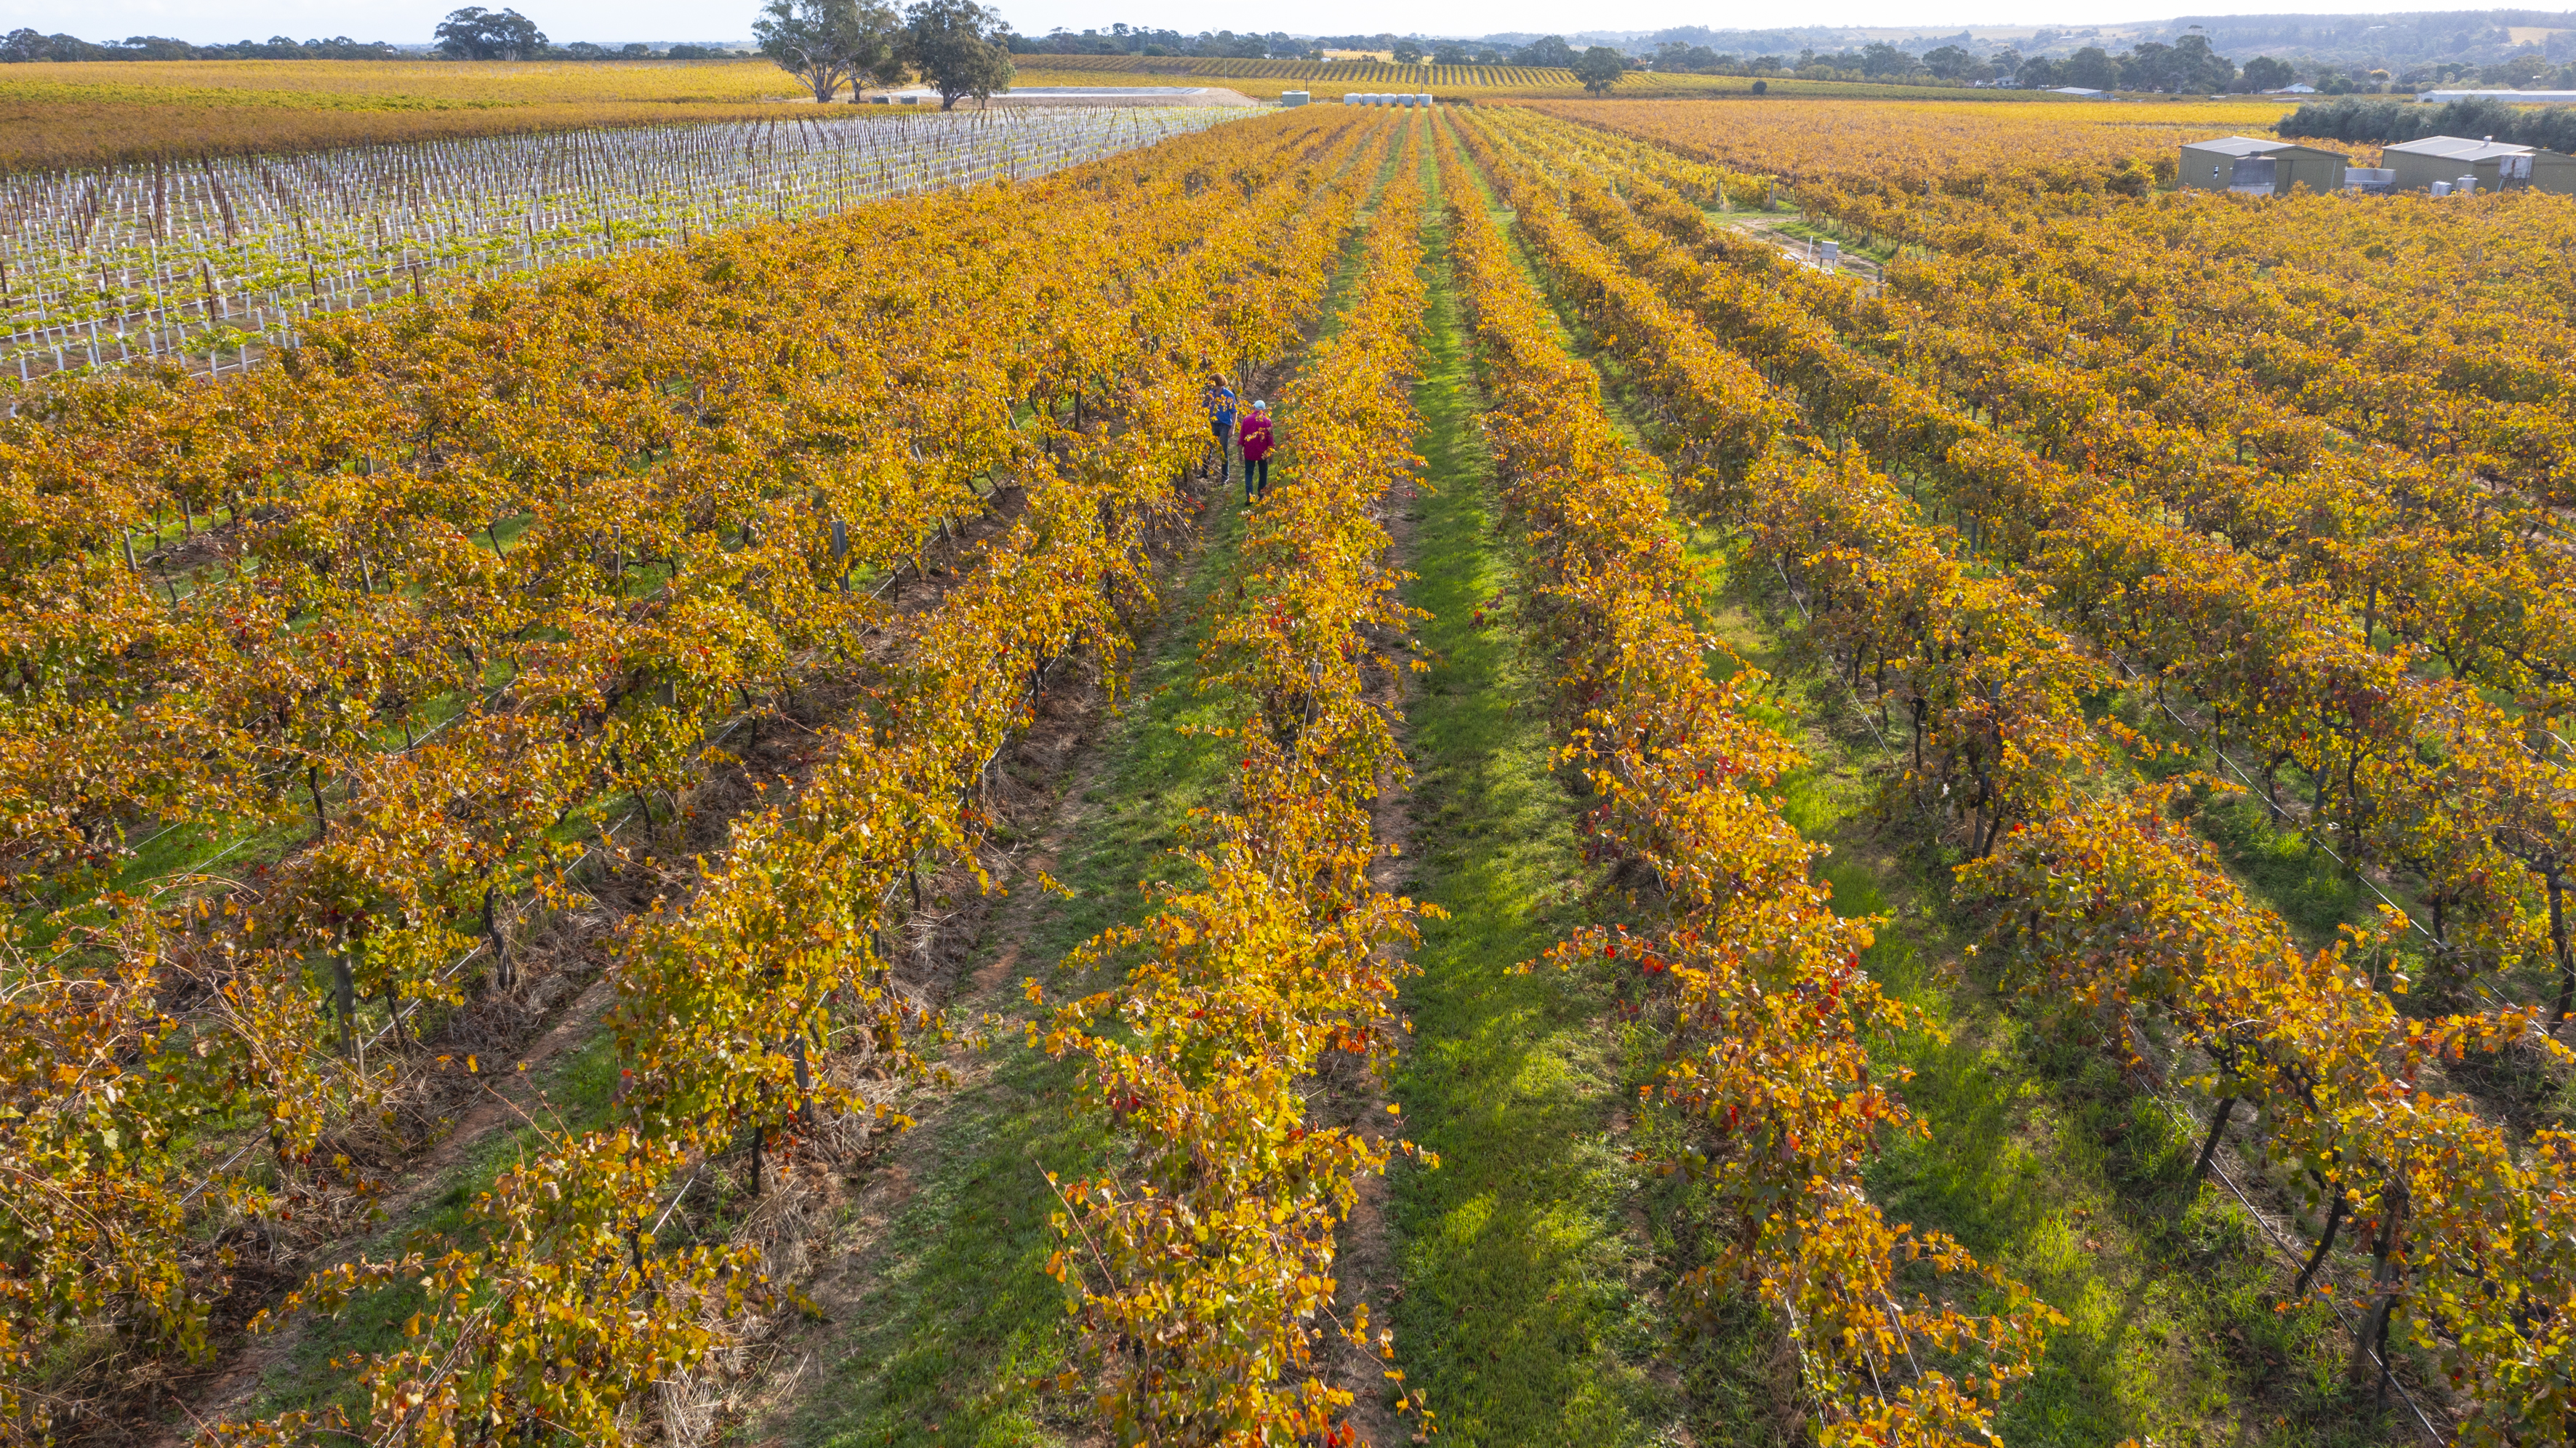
1517;10;2575;68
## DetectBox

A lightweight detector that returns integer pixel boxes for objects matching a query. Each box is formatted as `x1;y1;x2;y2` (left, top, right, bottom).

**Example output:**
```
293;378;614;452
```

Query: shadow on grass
245;1029;626;1423
1703;552;2404;1448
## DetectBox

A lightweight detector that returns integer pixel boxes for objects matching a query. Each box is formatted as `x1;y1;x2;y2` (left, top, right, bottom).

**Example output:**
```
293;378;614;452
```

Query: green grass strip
1381;171;1678;1448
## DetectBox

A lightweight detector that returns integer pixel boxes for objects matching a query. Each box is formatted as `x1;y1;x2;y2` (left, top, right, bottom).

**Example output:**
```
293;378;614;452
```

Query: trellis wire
1;105;1247;383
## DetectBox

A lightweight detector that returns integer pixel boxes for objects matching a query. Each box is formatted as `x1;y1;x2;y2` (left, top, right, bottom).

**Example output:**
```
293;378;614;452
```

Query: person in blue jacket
1203;372;1238;481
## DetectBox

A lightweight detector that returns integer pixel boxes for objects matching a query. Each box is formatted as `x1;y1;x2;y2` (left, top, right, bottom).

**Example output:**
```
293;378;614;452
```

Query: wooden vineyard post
334;951;356;1056
485;886;515;992
2548;865;2570;1025
793;1036;814;1127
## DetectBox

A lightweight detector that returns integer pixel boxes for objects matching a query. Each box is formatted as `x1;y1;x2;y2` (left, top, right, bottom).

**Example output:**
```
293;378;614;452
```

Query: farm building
2380;135;2576;194
2178;135;2351;194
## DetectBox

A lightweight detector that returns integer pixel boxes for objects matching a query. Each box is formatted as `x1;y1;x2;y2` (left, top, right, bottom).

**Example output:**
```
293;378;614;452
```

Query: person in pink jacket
1238;400;1275;503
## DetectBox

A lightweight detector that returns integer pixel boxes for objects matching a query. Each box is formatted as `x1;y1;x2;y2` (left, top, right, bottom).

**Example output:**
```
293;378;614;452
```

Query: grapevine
1440;115;2061;1444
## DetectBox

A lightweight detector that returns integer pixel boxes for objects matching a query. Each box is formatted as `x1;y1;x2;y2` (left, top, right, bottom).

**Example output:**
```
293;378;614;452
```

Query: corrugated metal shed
2382;135;2576;194
2178;135;2350;194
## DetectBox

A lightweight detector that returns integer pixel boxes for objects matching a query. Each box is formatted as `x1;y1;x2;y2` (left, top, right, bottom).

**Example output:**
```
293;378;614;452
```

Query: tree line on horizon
1;32;409;62
1632;31;2576;94
0;7;737;63
1018;25;2270;94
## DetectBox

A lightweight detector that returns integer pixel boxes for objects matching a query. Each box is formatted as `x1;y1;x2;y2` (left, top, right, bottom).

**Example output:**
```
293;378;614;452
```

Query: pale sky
0;0;2411;44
